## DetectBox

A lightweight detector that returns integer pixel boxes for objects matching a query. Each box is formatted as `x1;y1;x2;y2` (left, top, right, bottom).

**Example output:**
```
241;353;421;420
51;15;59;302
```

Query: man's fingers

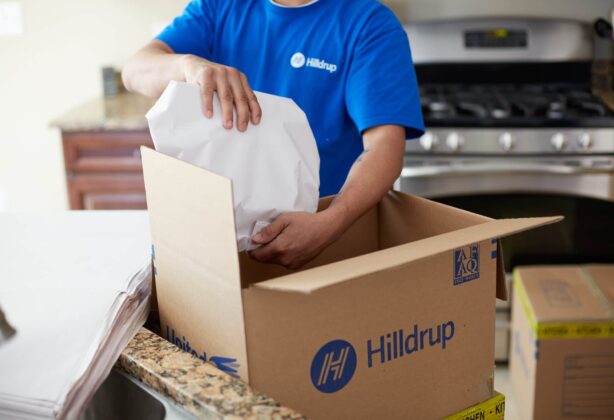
252;218;287;244
199;67;215;118
248;242;278;263
249;241;301;269
240;73;261;125
193;63;258;130
216;71;234;129
228;70;250;132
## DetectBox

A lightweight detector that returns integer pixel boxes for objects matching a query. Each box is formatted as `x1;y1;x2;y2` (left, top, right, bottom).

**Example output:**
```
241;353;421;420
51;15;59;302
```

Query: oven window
435;193;614;271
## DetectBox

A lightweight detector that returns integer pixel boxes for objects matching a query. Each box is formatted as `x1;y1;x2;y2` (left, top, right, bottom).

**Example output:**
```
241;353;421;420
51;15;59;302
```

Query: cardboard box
141;147;560;419
510;265;614;420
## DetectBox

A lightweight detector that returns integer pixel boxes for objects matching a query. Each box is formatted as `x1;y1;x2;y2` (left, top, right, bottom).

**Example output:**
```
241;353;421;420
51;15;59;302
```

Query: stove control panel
406;129;614;155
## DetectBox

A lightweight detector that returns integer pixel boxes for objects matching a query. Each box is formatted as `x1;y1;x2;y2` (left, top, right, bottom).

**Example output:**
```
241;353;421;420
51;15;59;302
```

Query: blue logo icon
453;243;480;285
310;339;357;393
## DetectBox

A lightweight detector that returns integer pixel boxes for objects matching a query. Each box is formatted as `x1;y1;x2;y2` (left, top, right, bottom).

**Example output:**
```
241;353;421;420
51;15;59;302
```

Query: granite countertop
50;93;154;131
117;328;304;419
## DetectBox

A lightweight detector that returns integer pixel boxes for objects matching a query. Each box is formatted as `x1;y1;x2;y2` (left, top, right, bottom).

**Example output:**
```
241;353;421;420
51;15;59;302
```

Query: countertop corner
117;328;304;419
50;93;154;132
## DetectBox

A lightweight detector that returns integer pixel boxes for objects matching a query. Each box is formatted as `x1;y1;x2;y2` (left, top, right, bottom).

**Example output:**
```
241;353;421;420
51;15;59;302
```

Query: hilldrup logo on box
453;243;480;285
310;321;455;393
310;340;357;393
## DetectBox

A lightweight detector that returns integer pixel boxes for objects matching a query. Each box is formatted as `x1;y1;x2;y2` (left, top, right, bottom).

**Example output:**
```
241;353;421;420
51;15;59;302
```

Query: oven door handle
400;163;614;178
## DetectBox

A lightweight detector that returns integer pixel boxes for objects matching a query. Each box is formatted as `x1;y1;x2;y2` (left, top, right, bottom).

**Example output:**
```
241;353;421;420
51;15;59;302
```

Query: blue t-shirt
156;0;424;196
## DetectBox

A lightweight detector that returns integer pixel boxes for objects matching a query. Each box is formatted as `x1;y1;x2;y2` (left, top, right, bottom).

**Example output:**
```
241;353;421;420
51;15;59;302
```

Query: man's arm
122;41;260;132
249;125;405;269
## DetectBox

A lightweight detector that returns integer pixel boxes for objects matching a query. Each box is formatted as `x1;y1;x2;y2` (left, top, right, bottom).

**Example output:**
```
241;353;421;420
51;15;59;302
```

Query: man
123;0;423;269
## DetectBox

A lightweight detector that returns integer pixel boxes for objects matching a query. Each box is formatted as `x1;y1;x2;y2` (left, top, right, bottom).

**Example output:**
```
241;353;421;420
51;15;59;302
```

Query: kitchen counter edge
116;328;304;419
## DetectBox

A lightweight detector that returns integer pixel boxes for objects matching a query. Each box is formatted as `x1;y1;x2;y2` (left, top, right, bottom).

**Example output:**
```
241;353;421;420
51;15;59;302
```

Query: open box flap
141;147;249;380
253;215;563;295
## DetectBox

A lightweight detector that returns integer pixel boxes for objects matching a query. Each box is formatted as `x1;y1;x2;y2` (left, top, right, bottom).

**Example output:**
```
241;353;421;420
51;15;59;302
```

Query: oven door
399;156;614;271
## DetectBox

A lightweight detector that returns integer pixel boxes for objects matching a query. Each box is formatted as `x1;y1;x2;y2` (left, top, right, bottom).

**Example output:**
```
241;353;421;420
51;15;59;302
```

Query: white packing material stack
0;212;152;419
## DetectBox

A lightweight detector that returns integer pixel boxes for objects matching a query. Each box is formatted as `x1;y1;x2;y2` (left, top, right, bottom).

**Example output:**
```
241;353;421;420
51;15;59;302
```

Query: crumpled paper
146;81;320;251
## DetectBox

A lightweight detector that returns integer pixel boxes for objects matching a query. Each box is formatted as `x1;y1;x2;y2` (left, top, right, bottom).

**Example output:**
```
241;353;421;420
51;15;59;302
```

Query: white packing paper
0;212;152;419
146;81;320;251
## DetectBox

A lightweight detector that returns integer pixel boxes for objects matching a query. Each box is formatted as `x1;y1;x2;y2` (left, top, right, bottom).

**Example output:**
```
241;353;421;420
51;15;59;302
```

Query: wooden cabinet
61;130;153;210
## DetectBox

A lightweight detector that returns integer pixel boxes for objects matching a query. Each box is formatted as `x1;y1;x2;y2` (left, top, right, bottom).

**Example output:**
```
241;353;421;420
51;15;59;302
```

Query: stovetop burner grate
420;84;614;128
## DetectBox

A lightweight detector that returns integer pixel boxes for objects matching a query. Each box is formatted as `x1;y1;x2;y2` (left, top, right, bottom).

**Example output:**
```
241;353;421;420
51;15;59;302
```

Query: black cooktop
415;61;614;128
419;84;614;128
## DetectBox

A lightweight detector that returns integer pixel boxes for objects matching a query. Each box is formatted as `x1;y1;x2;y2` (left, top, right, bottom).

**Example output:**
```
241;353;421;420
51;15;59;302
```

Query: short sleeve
155;0;214;59
345;7;424;139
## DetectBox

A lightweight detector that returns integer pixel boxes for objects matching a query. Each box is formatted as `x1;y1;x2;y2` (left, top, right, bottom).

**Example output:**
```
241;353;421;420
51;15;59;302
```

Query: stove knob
419;132;439;151
577;132;592;151
446;132;463;151
550;133;567;152
498;132;514;151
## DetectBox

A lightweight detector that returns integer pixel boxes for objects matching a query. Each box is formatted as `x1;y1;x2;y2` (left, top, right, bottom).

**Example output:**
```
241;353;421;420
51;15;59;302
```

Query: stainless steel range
400;18;614;361
403;18;614;201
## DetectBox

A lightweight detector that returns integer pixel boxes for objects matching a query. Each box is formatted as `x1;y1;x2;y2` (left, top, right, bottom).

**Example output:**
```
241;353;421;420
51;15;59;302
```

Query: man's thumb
252;219;285;244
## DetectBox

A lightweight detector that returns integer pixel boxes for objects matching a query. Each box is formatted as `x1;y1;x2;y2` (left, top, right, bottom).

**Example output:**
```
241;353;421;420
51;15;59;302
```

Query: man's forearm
323;125;406;239
122;41;187;98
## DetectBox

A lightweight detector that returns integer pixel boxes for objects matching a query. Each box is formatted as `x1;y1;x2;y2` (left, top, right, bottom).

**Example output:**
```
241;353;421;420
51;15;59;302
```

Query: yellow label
513;271;614;340
443;392;505;420
536;321;614;339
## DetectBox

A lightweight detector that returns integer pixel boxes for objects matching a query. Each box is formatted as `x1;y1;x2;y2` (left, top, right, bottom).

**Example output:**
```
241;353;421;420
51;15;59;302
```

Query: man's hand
122;41;261;132
180;54;261;132
248;211;342;270
248;125;406;269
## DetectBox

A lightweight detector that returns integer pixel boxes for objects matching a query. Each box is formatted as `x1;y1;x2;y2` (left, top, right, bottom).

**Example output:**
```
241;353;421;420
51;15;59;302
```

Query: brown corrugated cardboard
141;147;561;419
510;265;614;420
142;146;249;379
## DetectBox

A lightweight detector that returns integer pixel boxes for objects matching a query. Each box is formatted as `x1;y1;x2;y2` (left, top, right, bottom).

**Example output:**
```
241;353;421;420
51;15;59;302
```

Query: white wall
0;0;185;211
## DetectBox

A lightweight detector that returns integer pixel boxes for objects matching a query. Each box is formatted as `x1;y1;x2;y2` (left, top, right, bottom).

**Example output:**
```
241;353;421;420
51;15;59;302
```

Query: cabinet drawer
83;193;147;210
63;131;154;173
67;173;146;210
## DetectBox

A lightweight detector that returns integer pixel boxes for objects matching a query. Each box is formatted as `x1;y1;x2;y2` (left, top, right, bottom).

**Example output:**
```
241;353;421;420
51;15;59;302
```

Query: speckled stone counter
117;328;304;419
50;93;154;131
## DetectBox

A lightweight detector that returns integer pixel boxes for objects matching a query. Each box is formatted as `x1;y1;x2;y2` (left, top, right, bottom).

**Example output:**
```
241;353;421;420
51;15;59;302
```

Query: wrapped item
146;81;320;251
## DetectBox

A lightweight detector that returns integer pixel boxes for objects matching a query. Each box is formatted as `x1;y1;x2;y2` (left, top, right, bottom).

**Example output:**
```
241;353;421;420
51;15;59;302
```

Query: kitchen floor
494;364;520;420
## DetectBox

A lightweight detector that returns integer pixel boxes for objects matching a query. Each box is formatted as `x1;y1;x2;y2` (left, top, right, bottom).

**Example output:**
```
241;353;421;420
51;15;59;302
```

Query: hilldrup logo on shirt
290;52;337;73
